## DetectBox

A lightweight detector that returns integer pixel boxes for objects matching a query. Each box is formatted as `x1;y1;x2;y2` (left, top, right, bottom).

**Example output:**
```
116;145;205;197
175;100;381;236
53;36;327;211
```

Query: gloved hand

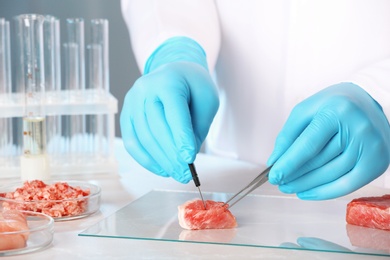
120;37;219;183
267;83;390;200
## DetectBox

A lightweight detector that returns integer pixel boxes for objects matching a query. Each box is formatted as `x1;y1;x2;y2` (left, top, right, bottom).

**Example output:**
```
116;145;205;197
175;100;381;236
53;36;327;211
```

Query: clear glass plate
79;190;390;257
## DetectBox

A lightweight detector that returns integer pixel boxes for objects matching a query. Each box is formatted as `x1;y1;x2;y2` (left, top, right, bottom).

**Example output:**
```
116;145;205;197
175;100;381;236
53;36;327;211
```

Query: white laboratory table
1;138;389;260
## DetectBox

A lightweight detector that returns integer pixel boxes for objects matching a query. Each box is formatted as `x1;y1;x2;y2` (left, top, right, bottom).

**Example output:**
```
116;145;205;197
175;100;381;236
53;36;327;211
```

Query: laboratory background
0;0;140;138
0;1;389;259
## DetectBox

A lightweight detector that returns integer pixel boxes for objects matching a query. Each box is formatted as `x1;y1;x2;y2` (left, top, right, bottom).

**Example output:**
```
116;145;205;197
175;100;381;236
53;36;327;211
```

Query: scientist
120;0;390;200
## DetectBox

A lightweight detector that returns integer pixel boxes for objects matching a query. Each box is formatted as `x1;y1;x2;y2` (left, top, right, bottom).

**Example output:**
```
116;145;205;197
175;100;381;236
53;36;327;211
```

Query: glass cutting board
79;190;390;257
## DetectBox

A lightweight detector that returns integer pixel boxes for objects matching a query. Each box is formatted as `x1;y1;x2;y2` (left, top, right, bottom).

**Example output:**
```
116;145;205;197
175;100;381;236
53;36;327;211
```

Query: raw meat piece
0;210;29;251
178;199;237;230
0;180;90;218
0;234;27;251
346;194;390;231
0;210;29;238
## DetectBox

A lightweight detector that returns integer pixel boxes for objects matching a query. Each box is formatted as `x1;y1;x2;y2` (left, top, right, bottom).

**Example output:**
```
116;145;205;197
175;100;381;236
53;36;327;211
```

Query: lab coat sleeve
348;58;390;123
120;0;221;74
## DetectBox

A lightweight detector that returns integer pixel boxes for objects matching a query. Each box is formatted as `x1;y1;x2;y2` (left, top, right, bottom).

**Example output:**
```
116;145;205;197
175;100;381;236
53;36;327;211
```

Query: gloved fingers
145;97;192;183
295;149;385;200
133;100;193;183
120;106;168;177
278;147;356;194
158;84;198;164
185;67;219;148
267;100;313;165
269;109;338;185
295;125;390;200
278;133;344;185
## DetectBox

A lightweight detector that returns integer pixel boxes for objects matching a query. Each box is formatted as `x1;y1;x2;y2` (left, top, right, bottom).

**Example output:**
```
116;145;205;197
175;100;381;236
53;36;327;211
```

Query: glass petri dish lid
0;180;101;221
0;210;54;256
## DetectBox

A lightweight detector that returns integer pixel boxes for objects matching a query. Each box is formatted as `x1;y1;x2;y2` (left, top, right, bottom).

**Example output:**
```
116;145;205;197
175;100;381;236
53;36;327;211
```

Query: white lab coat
121;0;390;185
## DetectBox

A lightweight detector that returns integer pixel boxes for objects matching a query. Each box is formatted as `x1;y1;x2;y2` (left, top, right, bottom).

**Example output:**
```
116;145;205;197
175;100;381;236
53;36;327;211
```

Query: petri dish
0;210;54;256
0;180;101;221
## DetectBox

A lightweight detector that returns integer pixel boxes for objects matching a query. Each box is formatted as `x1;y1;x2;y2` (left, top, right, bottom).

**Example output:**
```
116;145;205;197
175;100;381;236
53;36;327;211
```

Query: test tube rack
0;15;118;179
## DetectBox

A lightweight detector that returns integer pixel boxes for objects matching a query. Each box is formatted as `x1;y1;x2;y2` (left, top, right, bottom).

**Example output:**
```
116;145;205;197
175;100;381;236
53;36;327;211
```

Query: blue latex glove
267;83;390;200
120;37;219;183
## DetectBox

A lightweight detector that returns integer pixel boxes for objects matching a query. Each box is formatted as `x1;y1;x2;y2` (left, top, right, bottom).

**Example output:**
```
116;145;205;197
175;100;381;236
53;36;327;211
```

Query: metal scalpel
189;163;207;209
223;165;273;208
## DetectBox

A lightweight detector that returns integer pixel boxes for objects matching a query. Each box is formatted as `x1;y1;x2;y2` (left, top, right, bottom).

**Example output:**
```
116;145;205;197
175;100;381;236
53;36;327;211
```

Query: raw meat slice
178;199;237;230
0;234;27;251
346;194;390;231
0;210;29;238
0;210;29;251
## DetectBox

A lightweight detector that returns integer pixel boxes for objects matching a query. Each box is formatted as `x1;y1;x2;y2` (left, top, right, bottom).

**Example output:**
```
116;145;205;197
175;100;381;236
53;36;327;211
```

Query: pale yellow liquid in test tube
16;14;50;180
23;116;46;155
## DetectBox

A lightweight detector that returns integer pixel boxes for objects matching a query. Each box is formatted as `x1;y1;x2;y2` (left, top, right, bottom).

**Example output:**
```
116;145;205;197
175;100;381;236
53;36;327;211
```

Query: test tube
0;18;13;166
63;42;79;158
87;44;102;96
66;18;85;93
0;18;11;99
90;19;109;93
64;42;80;93
86;44;102;155
87;19;109;158
44;16;61;101
15;14;50;180
65;18;86;158
44;16;62;157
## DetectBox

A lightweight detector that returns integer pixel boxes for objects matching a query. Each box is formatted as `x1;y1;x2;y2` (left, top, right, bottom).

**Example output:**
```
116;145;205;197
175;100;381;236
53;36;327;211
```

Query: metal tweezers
223;165;273;208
